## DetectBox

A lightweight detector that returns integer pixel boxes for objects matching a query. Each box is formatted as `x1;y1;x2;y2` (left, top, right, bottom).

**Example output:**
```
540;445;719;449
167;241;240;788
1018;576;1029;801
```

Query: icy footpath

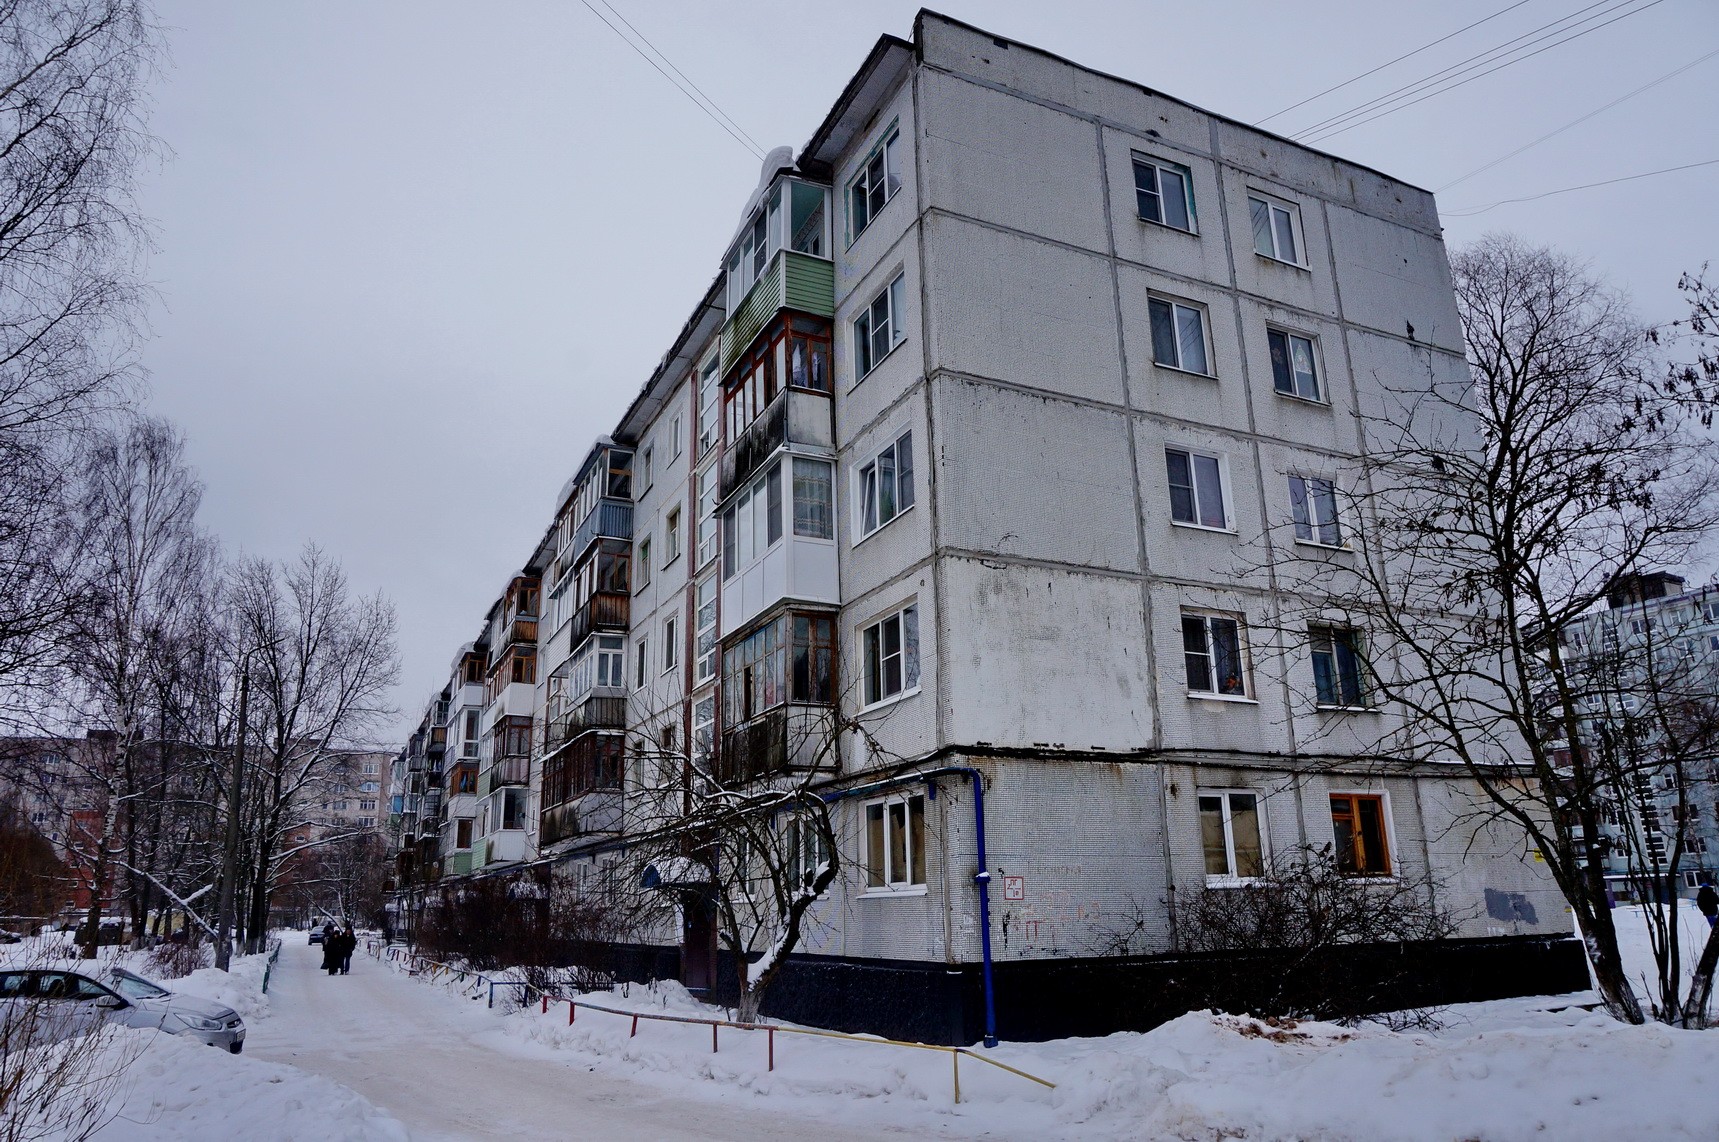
22;940;410;1142
389;950;1719;1141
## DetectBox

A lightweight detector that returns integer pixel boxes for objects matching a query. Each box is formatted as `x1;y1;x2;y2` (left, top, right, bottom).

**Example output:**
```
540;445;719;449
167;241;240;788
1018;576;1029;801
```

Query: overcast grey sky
134;0;1719;740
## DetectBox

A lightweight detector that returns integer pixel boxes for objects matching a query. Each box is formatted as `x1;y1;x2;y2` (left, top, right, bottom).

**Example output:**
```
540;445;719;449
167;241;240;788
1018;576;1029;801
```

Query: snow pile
173;949;273;1022
1045;1008;1719;1141
73;1026;407;1142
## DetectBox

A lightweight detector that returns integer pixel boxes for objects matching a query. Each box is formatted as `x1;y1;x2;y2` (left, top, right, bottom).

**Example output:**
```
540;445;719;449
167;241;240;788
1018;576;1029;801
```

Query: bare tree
0;0;159;712
611;705;848;1025
227;546;397;950
62;417;216;957
1295;235;1719;1023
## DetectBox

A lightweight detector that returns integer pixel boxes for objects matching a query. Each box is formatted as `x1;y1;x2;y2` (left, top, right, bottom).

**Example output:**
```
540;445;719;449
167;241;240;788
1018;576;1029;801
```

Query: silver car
0;967;246;1053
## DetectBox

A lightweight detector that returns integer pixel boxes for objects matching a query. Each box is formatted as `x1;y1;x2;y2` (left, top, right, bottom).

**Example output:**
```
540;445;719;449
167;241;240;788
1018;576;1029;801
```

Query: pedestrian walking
339;925;356;974
321;924;342;976
1697;881;1718;929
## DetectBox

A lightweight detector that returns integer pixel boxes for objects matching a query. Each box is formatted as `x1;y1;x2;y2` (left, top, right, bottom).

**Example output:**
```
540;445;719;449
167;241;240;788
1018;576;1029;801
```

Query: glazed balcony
545;695;627;750
720;387;834;498
479;755;531;798
569;591;629;648
716;703;838;785
572;499;633;561
539;790;623;848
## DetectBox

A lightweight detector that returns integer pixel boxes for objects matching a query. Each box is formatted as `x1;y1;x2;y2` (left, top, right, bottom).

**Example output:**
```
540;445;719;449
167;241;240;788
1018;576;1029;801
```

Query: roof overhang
798;34;914;177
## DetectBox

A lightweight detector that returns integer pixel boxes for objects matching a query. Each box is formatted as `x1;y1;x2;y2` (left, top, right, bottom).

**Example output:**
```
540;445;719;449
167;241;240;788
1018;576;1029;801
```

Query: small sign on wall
1003;875;1025;901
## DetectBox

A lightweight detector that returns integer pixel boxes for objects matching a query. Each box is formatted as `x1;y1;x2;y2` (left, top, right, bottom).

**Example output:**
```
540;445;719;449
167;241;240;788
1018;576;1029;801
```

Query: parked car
308;927;324;945
0;930;21;944
0;967;245;1053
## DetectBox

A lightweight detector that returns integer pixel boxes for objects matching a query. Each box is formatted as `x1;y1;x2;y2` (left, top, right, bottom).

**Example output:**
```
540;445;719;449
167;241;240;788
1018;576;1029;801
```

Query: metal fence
365;941;1054;1104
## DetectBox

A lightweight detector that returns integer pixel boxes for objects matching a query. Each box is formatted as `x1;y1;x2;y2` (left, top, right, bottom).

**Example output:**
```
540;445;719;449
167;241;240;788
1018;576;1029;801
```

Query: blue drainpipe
821;764;998;1048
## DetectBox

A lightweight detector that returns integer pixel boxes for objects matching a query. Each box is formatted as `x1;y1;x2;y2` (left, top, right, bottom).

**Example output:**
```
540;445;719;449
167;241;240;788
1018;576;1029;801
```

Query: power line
1291;0;1621;138
1437;45;1719;192
588;0;767;158
1258;0;1536;126
1441;157;1719;217
576;0;765;160
1295;0;1663;145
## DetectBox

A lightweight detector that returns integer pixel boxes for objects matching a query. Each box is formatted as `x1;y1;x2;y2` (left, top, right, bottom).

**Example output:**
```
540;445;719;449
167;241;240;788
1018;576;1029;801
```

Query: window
862;604;920;707
697;354;721;456
793;458;835;539
1330;794;1391;876
662;617;678;673
456;818;473;848
1165;448;1228;529
636;537;651;590
635;637;647;689
1132;155;1194;232
501;788;527;831
664;508;681;564
1149;297;1209;374
786;816;830;890
855;273;906;377
1199;791;1264;879
640;447;653;491
1268;329;1321;401
1311;626;1367;708
692;697;715;770
670;413;683;459
848;124;900;242
694;577;718;683
1288;475;1341;546
864;794;925;888
696;466;719;566
722;462;784;580
857;430;914;538
358;817;375;828
596;635;624;689
722;611;835;725
360;799;377;811
1183;611;1248;697
1249;193;1302;265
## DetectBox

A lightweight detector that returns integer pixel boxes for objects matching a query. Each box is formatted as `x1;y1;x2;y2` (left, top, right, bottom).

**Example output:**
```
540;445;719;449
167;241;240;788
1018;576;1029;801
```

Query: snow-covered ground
11;905;1719;1140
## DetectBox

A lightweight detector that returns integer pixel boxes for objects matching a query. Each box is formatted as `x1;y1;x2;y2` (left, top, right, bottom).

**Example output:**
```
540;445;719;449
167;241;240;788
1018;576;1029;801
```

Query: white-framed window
861;604;920;707
664;507;681;564
721;462;783;580
1182;610;1249;698
1704;600;1719;623
1311;625;1368;709
1249;192;1303;265
792;458;835;540
692;695;715;770
636;536;651;591
662;616;678;673
847;123;901;243
596;634;625;689
855;273;906;377
694;577;718;684
856;429;914;538
1199;790;1264;880
1165;447;1229;530
670;413;683;459
786;815;831;891
1268;328;1322;401
696;465;719;567
634;637;648;689
1148;296;1210;375
358;817;375;828
697;353;721;457
1132;154;1194;232
864;793;925;889
1288;474;1341;546
360;799;377;812
640;446;653;492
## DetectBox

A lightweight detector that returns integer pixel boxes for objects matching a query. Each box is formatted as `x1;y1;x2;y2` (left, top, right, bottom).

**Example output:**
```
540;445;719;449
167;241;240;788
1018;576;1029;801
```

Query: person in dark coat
1697;881;1718;929
321;923;341;974
338;925;356;974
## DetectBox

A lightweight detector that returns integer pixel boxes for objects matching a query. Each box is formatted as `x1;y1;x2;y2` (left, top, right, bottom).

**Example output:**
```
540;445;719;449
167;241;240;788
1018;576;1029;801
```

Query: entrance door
681;896;716;992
